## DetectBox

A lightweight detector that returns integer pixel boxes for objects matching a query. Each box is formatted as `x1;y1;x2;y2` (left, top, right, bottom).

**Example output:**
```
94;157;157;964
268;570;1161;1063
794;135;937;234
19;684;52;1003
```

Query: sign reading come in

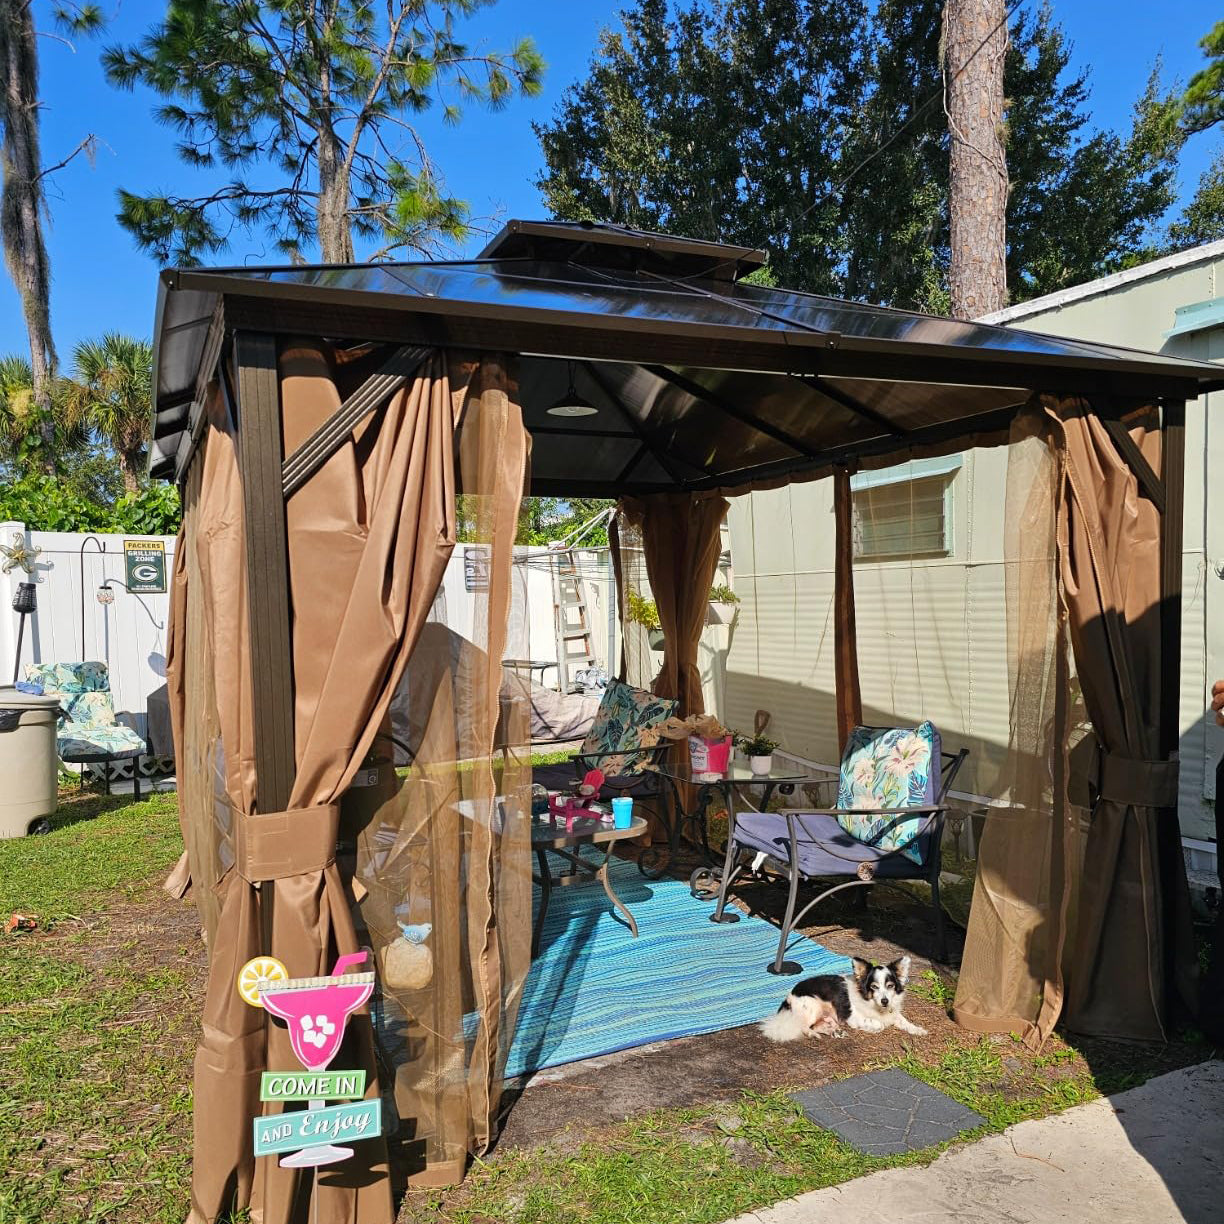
123;539;167;594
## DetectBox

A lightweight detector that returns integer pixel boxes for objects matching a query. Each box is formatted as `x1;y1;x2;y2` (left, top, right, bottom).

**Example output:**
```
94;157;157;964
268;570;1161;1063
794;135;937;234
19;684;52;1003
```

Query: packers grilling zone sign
123;539;167;594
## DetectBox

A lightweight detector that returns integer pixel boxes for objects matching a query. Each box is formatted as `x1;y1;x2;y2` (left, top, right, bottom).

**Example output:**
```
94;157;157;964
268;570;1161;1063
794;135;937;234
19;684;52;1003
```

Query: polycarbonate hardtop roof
149;220;1224;488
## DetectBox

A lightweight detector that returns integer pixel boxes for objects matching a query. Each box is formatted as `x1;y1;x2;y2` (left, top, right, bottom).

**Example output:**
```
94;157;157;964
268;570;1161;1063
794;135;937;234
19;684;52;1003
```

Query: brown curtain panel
617;493;728;824
175;346;529;1223
619;493;729;716
1054;399;1196;1040
610;508;654;691
954;406;1072;1047
163;457;195;903
955;396;1195;1046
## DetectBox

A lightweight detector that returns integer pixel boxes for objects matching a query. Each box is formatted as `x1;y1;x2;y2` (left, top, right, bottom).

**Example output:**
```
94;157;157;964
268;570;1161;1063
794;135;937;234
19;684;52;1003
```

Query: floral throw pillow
833;722;941;864
578;679;678;778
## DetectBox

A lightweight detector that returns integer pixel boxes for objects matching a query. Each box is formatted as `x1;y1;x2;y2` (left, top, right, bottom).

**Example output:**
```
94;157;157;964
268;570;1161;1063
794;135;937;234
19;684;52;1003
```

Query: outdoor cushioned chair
711;722;967;971
25;661;146;798
532;677;679;871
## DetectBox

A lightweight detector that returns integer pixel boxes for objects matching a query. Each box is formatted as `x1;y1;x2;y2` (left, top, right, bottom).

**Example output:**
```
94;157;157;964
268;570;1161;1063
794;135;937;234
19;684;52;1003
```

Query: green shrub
0;475;180;535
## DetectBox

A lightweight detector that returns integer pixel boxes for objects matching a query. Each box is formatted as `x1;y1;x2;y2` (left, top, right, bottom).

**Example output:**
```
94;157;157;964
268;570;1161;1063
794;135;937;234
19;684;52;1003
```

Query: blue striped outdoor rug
502;854;852;1080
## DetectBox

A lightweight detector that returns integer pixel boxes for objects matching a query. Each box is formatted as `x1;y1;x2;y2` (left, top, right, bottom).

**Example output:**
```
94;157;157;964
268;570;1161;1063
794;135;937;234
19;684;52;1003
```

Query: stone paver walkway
792;1067;985;1155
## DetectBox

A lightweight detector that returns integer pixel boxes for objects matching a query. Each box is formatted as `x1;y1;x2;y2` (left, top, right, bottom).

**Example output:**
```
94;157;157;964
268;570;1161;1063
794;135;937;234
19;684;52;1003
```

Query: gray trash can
0;686;60;838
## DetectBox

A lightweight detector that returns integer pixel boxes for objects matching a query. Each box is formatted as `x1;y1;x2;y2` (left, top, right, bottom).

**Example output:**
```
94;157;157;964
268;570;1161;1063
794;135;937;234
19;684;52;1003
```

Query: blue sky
2;0;1221;359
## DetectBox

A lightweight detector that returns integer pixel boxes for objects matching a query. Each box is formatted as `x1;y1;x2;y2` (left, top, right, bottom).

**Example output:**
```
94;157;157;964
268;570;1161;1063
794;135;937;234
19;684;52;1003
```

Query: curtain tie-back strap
1098;753;1179;809
232;803;340;882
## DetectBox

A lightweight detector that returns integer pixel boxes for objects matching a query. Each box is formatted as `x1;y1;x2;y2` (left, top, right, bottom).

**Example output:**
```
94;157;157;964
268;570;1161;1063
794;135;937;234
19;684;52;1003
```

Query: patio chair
710;722;967;972
532;677;679;871
24;661;146;798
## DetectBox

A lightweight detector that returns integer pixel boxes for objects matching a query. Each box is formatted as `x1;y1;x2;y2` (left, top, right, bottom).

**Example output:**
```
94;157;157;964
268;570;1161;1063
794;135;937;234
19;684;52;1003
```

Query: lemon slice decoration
237;955;288;1007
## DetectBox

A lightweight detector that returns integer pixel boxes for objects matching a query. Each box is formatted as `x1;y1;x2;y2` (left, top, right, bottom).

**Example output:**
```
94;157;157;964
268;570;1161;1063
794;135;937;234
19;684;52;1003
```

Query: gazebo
150;220;1221;1224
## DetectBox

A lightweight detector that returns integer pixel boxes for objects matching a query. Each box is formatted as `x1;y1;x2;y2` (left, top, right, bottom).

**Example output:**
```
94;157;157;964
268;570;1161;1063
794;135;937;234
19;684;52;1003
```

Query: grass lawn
0;790;1212;1224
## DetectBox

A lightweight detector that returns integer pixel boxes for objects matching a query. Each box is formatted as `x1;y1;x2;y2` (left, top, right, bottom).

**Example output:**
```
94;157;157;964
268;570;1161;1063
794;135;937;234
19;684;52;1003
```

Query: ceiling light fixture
546;362;599;417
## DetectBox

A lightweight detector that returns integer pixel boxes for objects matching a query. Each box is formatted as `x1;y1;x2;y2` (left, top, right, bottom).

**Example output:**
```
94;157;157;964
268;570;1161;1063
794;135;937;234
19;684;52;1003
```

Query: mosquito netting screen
169;346;532;1223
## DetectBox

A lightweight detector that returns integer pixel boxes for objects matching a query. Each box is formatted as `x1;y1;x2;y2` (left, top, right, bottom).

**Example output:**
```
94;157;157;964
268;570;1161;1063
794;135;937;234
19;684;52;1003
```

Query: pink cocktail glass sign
243;952;381;1168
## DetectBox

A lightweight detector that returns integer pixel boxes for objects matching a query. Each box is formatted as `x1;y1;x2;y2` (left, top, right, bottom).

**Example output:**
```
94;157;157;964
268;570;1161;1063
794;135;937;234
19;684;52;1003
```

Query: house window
850;456;960;561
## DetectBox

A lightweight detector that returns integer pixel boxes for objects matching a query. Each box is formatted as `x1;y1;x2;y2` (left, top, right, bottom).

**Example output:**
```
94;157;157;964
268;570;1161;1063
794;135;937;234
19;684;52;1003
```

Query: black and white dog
759;956;927;1042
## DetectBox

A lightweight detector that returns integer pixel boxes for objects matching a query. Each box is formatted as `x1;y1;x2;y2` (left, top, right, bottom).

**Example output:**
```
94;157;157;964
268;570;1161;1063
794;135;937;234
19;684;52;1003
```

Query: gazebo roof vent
477;219;766;282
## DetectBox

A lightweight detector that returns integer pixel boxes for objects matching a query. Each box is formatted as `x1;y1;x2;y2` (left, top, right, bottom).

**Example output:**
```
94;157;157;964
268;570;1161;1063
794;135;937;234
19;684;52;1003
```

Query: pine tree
535;0;868;293
535;0;1184;309
840;0;946;311
1180;19;1224;136
104;0;544;264
945;0;1008;317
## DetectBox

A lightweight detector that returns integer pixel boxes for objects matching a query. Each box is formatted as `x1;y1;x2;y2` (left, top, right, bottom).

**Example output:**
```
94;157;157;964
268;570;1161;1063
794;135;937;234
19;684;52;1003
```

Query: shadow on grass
47;789;162;833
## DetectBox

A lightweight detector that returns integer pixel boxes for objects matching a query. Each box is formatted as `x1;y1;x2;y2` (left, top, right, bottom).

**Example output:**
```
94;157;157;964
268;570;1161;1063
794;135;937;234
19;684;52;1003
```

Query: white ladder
551;549;595;693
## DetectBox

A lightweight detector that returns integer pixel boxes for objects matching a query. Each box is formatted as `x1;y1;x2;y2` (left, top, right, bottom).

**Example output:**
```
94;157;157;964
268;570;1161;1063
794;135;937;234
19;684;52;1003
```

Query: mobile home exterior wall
723;241;1224;845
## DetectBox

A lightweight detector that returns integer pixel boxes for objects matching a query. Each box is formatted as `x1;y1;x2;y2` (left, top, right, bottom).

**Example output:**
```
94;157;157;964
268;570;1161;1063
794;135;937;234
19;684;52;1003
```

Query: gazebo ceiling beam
677;401;1028;493
793;373;908;438
643;363;816;459
578;359;703;485
615;447;647;483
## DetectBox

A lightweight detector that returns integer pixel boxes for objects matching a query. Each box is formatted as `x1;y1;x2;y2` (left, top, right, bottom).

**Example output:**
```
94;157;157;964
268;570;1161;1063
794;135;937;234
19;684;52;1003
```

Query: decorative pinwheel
0;532;40;576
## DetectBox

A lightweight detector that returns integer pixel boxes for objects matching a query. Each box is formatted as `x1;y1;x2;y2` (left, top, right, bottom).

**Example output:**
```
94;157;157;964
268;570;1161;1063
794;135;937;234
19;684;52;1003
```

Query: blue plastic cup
611;796;634;829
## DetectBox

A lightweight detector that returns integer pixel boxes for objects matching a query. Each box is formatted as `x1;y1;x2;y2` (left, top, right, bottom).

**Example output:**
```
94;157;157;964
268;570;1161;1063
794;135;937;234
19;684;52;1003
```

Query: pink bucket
688;734;731;776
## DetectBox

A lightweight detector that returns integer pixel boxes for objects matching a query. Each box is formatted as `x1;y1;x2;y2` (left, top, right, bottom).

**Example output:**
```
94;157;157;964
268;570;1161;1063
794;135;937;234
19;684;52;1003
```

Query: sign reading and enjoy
123;539;167;593
253;1099;382;1159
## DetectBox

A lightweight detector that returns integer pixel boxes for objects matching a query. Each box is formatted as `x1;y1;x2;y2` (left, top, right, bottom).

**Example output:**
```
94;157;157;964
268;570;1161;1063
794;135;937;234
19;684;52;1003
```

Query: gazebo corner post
234;330;297;815
1158;398;1185;763
233;328;297;984
1157;398;1197;1018
833;465;863;750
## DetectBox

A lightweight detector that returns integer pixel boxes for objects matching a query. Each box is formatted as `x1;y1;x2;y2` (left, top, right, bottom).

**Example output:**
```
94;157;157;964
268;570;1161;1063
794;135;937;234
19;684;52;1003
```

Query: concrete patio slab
723;1061;1224;1224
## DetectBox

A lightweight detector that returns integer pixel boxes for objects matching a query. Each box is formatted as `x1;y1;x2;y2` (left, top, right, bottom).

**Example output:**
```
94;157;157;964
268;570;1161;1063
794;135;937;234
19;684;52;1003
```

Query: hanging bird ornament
0;533;40;576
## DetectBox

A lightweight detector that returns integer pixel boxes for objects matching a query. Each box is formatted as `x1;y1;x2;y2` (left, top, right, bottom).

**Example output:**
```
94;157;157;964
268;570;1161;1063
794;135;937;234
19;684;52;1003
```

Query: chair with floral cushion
710;722;967;971
24;661;146;797
532;678;680;872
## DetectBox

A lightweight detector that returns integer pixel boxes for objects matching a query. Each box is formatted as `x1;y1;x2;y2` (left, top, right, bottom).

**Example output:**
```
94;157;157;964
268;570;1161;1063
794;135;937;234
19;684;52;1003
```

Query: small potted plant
626;591;665;651
706;583;740;625
736;729;779;775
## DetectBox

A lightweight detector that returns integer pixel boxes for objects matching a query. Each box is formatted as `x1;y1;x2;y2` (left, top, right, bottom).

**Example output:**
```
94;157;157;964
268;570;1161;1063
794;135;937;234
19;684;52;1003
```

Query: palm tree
0;353;35;460
62;334;152;493
0;352;92;476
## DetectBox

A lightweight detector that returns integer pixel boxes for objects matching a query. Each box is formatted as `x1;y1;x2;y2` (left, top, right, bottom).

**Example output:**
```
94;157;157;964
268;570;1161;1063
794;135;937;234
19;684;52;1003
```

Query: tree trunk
0;0;57;472
944;0;1008;318
119;447;142;495
316;128;355;263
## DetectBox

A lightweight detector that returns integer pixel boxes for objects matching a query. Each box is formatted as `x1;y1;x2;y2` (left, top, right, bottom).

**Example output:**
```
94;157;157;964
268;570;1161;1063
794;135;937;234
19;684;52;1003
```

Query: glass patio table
651;760;835;898
530;811;649;958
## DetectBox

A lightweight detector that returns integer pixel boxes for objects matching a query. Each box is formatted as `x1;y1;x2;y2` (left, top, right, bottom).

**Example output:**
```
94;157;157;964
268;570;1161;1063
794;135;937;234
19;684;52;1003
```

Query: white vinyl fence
0;529;629;756
0;524;176;747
